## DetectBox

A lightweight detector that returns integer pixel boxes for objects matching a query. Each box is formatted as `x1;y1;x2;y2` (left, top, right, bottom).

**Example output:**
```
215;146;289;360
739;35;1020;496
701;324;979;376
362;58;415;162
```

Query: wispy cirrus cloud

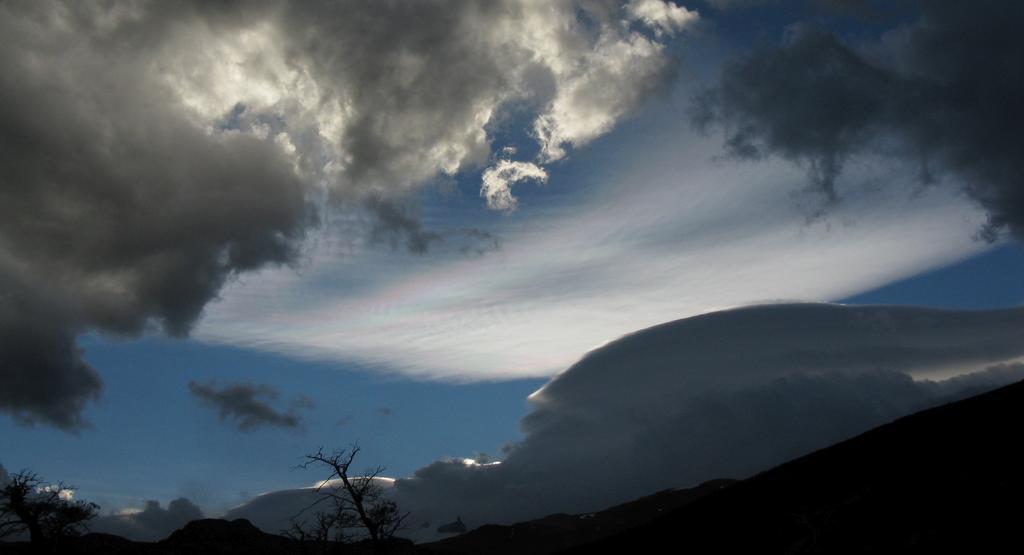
198;115;993;381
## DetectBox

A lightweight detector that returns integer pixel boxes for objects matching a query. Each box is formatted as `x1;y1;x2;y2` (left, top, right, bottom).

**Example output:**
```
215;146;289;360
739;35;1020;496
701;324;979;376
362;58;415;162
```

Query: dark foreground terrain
0;481;731;555
0;518;418;554
4;379;1022;554
564;378;1024;554
420;478;734;554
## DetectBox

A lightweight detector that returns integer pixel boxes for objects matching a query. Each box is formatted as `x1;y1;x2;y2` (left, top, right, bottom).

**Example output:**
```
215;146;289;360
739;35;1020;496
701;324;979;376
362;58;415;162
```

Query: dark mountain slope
565;378;1024;554
421;479;734;554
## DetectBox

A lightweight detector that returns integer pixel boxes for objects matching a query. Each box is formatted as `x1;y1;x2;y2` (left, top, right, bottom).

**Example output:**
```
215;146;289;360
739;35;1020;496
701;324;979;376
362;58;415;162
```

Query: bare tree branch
290;443;406;554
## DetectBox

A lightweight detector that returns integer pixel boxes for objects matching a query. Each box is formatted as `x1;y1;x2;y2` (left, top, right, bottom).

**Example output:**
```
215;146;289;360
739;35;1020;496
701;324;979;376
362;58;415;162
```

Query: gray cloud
188;381;312;431
275;0;696;189
365;197;444;255
363;197;502;256
0;0;689;428
693;1;1024;238
0;274;101;430
91;498;204;542
224;303;1024;540
0;1;315;429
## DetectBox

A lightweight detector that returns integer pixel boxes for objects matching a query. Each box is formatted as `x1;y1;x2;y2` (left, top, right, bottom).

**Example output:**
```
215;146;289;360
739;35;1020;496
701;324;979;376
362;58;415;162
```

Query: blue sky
844;244;1024;309
3;0;1024;538
0;336;544;514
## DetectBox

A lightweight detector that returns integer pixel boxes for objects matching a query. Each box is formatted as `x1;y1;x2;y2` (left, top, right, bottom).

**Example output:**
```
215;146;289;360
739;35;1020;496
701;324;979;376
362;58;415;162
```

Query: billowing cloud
91;498;204;542
187;381;312;432
226;303;1024;539
531;4;691;164
693;1;1024;239
0;0;694;428
276;0;696;192
626;0;700;36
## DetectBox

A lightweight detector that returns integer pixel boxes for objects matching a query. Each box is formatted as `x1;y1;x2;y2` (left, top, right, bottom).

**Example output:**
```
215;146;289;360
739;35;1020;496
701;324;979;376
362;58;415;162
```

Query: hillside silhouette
420;479;734;554
563;378;1024;553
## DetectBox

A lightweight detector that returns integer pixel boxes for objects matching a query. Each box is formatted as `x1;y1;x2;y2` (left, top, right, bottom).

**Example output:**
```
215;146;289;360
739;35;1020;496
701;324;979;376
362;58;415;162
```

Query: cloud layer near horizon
0;0;694;428
91;498;204;542
225;303;1024;540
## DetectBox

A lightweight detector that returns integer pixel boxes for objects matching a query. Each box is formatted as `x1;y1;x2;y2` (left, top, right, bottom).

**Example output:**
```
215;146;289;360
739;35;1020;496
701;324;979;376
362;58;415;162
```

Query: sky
2;0;1024;543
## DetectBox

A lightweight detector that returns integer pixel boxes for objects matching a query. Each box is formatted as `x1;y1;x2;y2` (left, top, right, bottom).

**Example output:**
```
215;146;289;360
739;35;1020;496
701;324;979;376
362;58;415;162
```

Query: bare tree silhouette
0;470;99;549
290;443;407;554
284;508;358;554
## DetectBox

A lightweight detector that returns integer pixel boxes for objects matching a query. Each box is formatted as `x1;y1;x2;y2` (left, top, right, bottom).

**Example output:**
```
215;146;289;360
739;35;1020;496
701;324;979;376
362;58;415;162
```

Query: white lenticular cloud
225;304;1024;541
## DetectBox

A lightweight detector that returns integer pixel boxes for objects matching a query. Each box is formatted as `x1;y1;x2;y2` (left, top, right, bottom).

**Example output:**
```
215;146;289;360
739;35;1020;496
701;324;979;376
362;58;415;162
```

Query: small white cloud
36;484;76;501
626;0;700;36
480;160;549;211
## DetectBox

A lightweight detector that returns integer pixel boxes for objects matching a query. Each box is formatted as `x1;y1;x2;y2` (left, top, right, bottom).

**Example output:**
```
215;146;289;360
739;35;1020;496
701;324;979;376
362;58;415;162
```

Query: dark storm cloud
691;27;895;201
0;2;314;429
0;273;102;430
91;498;204;542
187;381;312;431
693;1;1024;238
